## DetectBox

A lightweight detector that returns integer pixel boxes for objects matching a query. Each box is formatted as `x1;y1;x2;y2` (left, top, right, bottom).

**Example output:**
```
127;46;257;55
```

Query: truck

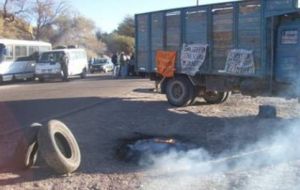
135;0;300;106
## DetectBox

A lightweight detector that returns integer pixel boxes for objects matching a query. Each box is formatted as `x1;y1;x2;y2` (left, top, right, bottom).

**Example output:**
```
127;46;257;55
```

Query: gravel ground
1;80;300;190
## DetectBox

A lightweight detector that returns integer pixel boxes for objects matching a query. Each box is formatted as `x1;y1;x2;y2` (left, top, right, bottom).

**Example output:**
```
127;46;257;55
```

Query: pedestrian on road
129;53;135;76
112;53;120;77
60;53;69;81
119;52;126;77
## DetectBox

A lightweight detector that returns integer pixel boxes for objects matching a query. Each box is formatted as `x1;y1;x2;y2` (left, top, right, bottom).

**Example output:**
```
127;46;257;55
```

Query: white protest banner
180;43;207;76
225;49;255;75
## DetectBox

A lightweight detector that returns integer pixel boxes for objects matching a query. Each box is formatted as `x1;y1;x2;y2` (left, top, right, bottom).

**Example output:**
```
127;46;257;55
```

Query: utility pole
196;0;199;6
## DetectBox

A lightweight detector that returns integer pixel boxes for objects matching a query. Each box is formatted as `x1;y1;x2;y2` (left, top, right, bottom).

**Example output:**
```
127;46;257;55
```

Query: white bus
0;39;51;83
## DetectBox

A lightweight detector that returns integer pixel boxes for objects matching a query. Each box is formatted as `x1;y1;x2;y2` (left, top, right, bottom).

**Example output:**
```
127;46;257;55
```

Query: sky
70;0;237;33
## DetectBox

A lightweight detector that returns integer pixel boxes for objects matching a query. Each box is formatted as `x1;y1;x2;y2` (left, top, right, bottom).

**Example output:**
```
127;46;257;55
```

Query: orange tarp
156;50;176;78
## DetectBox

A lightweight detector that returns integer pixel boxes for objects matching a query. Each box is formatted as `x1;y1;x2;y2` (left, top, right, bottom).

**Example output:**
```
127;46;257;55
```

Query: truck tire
14;123;42;170
38;120;81;174
166;76;196;107
221;91;231;103
203;91;228;104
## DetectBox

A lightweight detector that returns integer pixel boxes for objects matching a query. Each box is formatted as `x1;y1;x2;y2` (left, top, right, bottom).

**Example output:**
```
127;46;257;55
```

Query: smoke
140;122;300;190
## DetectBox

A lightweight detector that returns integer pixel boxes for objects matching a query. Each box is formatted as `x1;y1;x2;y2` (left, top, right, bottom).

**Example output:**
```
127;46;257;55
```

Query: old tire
203;91;229;104
14;123;42;170
166;76;196;107
15;141;39;170
38;120;81;174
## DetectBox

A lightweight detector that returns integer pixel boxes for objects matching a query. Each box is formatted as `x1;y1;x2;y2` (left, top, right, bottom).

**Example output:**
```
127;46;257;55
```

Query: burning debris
117;136;197;165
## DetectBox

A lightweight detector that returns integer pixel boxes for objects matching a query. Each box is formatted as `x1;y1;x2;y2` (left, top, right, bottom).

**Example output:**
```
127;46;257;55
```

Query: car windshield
94;59;108;64
40;51;65;63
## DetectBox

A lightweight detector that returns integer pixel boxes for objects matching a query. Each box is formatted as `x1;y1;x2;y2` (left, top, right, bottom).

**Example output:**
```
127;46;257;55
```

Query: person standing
129;53;135;76
119;52;126;77
112;53;120;77
60;53;69;81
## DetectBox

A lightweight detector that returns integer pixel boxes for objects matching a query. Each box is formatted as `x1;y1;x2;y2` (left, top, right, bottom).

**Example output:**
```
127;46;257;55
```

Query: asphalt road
0;74;151;132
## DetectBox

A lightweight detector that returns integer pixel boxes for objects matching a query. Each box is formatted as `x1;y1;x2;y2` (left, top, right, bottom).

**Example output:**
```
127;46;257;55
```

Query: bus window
15;45;27;58
5;45;13;61
29;46;39;56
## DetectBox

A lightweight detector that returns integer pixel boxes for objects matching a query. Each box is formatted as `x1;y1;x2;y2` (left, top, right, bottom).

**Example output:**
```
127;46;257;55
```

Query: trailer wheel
221;91;231;103
166;76;195;107
38;120;81;174
203;91;229;104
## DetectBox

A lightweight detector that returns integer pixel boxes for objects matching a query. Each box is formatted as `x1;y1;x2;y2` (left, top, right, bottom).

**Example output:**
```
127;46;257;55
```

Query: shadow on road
0;95;298;186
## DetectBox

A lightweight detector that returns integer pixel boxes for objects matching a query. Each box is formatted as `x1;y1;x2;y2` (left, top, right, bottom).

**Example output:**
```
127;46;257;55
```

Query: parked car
35;48;88;82
89;58;114;73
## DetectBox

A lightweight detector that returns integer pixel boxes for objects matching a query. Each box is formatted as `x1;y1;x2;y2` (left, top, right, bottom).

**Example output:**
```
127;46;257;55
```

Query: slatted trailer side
135;0;300;106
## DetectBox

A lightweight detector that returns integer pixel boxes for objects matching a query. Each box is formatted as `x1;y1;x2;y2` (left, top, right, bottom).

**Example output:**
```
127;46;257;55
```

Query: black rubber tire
80;68;87;79
38;120;81;174
221;91;231;103
203;91;228;104
14;123;42;170
166;76;196;107
14;140;39;170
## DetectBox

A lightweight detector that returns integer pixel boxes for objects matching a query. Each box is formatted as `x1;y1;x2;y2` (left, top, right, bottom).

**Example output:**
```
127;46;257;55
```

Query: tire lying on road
38;120;81;174
14;123;42;170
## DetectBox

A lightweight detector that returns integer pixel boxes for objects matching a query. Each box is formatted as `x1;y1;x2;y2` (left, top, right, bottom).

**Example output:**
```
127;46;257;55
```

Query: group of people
111;52;135;77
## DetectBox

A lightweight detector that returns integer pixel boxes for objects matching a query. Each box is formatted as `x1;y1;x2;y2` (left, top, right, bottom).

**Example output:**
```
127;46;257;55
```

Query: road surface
1;73;300;190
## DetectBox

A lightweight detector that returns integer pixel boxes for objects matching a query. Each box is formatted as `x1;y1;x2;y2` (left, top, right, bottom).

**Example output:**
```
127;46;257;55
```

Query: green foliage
101;32;134;54
116;15;134;37
97;15;135;54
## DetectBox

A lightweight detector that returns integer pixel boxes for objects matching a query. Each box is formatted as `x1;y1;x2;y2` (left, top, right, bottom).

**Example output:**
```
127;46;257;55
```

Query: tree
100;32;134;54
1;0;28;22
116;15;134;37
0;15;33;39
30;0;67;40
50;14;106;57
